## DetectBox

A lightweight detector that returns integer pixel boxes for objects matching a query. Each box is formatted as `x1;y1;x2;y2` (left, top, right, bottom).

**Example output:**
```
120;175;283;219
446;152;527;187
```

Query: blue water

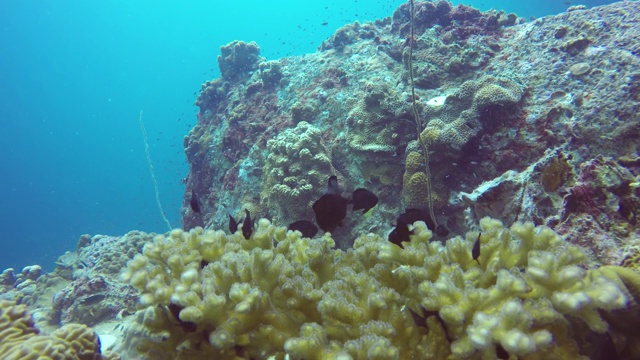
0;0;617;272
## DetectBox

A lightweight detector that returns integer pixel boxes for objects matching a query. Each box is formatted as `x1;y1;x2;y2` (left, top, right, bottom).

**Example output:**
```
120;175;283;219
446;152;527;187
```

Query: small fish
388;218;411;248
398;208;436;232
397;208;449;237
326;175;340;195
472;232;481;263
408;307;450;342
313;176;379;232
321;21;328;26
288;220;319;238
313;193;348;232
167;303;197;332
228;214;238;234
436;224;449;237
242;209;254;239
496;344;510;360
189;190;201;213
313;176;348;232
351;188;378;213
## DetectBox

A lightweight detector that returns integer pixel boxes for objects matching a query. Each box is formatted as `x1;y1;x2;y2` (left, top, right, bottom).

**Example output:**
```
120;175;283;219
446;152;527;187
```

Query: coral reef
121;217;632;359
0;299;113;360
217;40;263;80
6;2;640;360
180;0;640;274
346;81;414;153
260;121;333;225
420;75;525;150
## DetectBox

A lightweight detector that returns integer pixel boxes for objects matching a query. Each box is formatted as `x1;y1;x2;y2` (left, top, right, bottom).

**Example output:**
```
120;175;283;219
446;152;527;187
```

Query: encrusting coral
0;299;108;360
121;216;635;359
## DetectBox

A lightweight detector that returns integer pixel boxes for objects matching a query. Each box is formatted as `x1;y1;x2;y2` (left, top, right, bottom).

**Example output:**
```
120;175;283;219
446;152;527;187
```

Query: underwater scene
1;0;639;359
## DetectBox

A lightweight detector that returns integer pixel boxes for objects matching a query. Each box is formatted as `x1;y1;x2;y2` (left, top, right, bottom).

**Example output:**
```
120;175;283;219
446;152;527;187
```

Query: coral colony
2;1;640;359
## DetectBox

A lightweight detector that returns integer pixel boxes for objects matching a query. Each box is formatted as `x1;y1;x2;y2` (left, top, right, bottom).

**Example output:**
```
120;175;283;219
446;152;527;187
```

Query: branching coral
378;217;628;359
121;216;633;359
121;220;423;359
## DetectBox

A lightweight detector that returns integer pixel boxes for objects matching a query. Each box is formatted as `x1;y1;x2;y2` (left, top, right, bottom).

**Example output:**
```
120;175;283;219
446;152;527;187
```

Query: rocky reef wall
183;1;640;263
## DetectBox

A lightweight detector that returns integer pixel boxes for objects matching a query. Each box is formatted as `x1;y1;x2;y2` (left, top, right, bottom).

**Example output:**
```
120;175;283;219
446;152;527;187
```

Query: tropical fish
189;190;201;213
472;232;481;263
312;176;349;232
228;214;238;234
288;220;319;238
397;208;449;237
388;218;411;248
408;307;450;342
352;188;379;213
167;303;197;332
312;176;379;232
398;208;435;232
242;209;254;239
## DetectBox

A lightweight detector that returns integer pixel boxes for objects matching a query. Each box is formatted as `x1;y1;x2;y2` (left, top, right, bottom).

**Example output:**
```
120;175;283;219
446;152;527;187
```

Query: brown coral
0;300;105;360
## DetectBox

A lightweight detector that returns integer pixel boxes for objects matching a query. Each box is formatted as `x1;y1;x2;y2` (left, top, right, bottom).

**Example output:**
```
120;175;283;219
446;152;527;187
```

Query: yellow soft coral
0;300;104;360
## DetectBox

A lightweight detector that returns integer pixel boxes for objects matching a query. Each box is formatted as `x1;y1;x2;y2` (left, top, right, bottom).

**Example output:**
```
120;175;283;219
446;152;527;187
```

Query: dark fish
496;344;509;360
388;218;411;248
408;307;450;342
352;188;378;213
313;193;348;232
436;224;449;237
189;190;201;213
288;220;318;238
472;232;481;263
200;259;209;269
313;176;348;232
312;176;378;232
398;208;436;232
327;175;340;195
408;308;427;329
228;214;238;234
167;303;197;332
321;21;328;26
242;209;254;239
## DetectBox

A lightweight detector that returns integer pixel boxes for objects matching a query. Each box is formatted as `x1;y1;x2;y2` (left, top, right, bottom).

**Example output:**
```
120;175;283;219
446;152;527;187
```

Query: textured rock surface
182;1;640;264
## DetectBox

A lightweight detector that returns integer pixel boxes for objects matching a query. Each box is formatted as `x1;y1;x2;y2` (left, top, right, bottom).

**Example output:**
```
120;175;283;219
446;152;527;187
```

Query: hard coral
0;300;106;360
121;217;631;359
347;82;413;153
420;75;524;150
379;218;629;359
217;40;263;80
121;220;423;359
261;121;333;225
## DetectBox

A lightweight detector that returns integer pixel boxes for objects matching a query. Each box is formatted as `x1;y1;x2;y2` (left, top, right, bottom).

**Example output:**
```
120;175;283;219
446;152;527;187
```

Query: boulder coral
121;217;634;359
260;121;333;225
346;82;414;153
217;40;263;80
0;300;110;360
420;75;525;150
